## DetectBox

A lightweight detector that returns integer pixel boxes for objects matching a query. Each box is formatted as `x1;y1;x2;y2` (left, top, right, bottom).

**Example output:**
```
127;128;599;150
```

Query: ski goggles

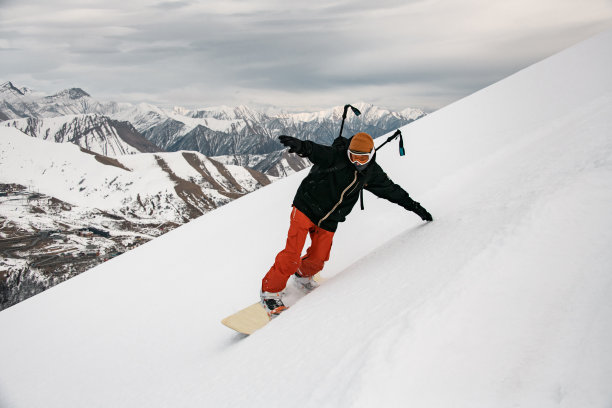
347;149;374;165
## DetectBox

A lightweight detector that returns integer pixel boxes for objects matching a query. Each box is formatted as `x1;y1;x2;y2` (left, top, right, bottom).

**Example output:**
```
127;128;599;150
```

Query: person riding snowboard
261;132;433;317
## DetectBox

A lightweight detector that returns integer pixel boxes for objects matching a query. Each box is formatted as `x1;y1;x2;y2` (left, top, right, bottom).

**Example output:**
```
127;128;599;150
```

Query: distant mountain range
1;81;425;176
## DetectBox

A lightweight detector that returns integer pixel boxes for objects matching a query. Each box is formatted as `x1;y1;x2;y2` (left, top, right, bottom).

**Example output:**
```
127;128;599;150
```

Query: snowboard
221;274;323;335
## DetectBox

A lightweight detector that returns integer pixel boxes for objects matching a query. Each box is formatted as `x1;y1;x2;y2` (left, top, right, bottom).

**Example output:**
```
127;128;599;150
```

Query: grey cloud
153;1;192;10
1;0;611;111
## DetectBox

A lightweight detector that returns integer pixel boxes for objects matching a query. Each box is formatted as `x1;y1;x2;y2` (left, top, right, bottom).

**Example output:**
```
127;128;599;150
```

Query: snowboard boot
293;270;320;293
260;291;288;318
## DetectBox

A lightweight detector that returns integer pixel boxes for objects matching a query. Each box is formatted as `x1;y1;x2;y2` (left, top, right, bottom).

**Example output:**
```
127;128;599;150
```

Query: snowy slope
0;130;270;222
1;30;612;408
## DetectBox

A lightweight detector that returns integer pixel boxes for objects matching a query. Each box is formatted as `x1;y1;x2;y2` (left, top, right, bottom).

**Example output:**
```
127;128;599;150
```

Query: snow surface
0;134;265;222
1;30;612;408
0;129;137;209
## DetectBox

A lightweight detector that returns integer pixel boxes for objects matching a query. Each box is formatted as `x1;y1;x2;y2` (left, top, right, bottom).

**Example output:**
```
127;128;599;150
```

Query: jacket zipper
318;171;358;227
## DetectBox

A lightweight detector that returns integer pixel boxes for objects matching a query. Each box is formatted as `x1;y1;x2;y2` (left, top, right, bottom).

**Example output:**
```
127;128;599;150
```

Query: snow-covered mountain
1;29;611;408
0;128;272;309
0;83;421;177
0;125;272;223
111;103;247;148
123;102;421;176
0;81;45;101
135;102;424;156
1;114;161;156
0;81;120;120
0;82;424;151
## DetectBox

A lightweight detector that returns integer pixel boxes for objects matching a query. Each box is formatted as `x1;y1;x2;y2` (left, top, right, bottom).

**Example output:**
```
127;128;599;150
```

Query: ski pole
338;104;361;139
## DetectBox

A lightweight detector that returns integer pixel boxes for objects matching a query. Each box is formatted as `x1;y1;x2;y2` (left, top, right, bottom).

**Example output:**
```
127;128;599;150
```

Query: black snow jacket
293;136;424;232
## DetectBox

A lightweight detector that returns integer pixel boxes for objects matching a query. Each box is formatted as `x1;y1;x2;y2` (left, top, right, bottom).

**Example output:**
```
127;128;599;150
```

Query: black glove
279;135;309;157
412;202;433;222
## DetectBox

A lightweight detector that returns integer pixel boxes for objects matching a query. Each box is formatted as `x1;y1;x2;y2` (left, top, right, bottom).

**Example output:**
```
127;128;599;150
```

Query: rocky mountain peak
51;87;91;100
0;81;26;97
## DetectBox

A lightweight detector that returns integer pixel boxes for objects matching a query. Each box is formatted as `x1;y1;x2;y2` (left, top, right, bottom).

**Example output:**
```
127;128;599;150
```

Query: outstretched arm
365;163;433;221
278;135;337;168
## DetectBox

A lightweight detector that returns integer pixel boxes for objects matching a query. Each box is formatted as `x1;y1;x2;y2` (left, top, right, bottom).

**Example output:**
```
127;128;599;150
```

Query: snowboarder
260;132;433;317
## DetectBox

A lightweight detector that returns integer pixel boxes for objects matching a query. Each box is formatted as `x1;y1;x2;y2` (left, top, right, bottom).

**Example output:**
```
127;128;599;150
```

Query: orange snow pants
262;207;334;293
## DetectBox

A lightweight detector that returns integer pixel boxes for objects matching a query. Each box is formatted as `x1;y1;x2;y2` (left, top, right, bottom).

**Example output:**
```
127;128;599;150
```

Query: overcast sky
1;0;612;112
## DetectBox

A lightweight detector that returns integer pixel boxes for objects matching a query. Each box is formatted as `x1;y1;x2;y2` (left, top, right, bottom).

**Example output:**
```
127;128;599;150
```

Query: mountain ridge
1;84;423;175
2;114;161;156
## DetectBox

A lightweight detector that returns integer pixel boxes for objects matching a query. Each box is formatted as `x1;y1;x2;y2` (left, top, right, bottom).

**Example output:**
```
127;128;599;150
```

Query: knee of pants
275;250;301;276
299;257;325;276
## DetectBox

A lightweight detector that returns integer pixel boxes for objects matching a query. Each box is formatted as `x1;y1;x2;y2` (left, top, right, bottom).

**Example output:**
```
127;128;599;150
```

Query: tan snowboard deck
221;302;270;335
221;274;323;335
